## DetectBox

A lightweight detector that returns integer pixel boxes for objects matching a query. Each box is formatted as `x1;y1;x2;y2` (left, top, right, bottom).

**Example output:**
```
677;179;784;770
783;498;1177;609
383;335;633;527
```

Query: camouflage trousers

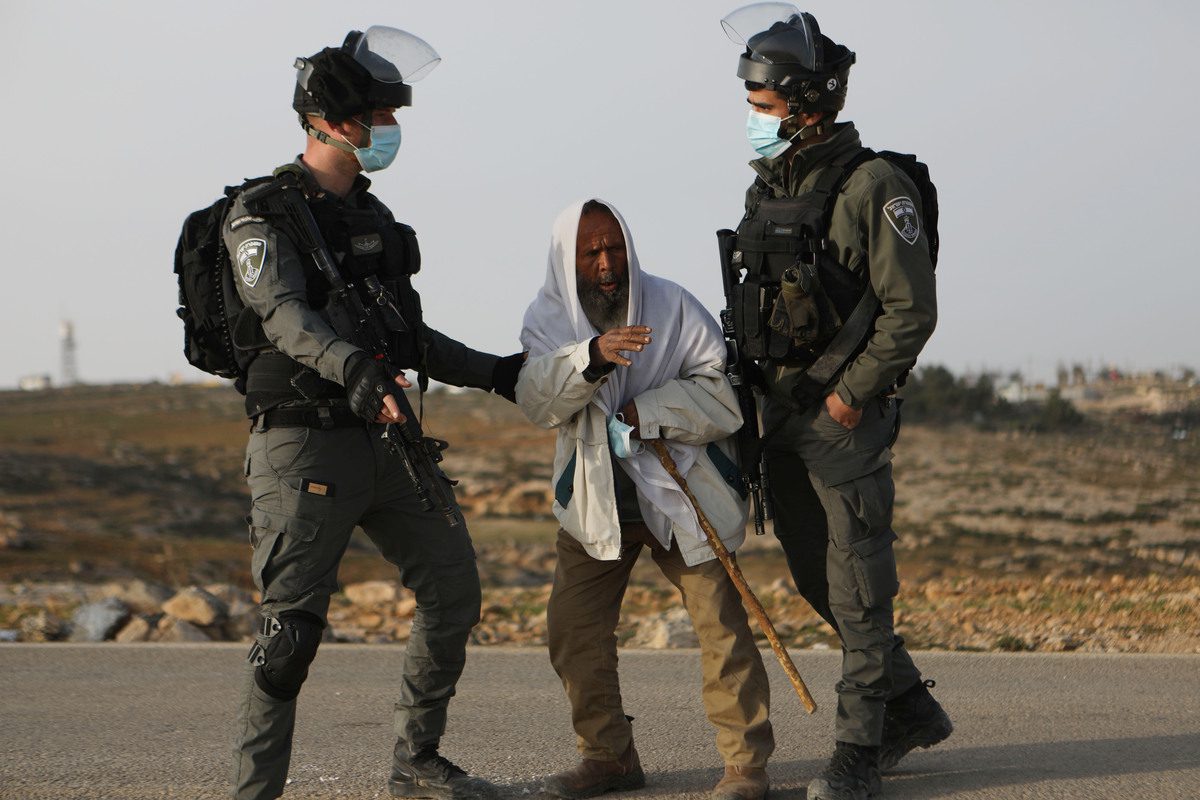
762;395;922;746
232;422;480;800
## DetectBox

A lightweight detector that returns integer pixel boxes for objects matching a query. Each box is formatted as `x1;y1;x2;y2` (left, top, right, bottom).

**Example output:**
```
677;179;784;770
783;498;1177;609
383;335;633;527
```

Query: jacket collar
291;155;372;203
749;122;863;196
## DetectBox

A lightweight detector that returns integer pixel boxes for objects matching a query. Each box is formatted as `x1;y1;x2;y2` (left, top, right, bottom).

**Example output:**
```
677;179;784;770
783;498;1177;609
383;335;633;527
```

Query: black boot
879;679;953;770
807;742;881;800
389;745;499;800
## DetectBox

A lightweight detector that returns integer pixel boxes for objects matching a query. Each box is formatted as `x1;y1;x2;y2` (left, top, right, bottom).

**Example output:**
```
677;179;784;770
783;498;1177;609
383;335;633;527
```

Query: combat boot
542;741;645;799
879;679;953;770
710;764;768;800
389;746;499;800
807;742;881;800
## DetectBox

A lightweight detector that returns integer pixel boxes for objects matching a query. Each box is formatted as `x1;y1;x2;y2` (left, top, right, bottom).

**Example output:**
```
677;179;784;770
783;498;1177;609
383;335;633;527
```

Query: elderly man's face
576;209;629;332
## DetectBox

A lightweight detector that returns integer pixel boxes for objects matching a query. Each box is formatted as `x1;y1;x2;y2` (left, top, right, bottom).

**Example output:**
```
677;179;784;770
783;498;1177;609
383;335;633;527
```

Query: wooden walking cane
648;439;817;714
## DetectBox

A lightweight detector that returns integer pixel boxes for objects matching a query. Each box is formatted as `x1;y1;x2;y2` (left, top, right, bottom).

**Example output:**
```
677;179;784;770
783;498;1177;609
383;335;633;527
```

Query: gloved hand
491;352;525;403
344;353;396;422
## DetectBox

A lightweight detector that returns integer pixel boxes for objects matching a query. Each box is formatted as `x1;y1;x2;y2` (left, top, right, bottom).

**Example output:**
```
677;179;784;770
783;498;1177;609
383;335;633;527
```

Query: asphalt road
1;645;1197;799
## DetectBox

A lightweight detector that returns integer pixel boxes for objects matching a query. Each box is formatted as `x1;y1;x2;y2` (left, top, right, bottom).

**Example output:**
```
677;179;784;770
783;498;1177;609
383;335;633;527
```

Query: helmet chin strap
780;114;831;145
303;119;358;154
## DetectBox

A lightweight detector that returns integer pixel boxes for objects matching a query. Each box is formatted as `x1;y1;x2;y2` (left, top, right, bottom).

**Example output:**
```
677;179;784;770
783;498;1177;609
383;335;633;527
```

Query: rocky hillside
1;383;1197;652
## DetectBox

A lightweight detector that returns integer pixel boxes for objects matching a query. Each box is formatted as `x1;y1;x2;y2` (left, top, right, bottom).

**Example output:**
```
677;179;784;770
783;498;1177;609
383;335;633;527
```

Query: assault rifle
241;172;462;527
717;228;772;536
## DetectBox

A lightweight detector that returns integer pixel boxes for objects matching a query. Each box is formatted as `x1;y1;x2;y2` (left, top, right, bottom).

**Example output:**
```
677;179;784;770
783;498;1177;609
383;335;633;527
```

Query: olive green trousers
762;395;922;747
232;423;481;800
546;525;775;767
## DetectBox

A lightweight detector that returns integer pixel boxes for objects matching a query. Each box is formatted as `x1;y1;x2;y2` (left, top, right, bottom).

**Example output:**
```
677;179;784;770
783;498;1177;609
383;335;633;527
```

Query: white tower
59;320;78;387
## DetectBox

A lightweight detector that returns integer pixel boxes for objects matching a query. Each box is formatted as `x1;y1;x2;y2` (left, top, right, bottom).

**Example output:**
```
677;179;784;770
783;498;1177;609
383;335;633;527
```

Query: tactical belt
253;405;365;431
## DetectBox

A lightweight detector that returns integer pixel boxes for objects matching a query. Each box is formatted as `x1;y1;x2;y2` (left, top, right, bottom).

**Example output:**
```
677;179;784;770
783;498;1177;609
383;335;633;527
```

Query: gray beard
579;281;629;334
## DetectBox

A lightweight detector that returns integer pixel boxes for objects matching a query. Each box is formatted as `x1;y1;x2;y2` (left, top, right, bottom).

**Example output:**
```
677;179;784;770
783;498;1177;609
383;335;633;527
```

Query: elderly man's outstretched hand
591;326;653;367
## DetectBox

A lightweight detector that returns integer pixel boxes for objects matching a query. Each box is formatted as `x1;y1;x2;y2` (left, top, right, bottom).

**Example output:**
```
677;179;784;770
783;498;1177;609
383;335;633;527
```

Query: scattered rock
68;598;130;642
20;610;66;642
493;481;554;517
0;511;33;551
115;615;157;643
396;596;418;618
357;612;385;629
0;529;33;551
626;608;699;649
155;617;211;643
102;579;173;613
162;586;228;626
344;581;398;606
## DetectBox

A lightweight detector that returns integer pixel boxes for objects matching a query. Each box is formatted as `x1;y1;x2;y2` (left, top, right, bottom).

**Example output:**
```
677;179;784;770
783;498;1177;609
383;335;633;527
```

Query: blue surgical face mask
607;414;645;459
348;121;401;172
746;110;793;159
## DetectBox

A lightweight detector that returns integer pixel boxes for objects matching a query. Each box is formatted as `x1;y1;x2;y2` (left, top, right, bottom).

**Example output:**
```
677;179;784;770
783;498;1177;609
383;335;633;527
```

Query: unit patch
350;233;383;255
883;197;920;245
236;238;267;287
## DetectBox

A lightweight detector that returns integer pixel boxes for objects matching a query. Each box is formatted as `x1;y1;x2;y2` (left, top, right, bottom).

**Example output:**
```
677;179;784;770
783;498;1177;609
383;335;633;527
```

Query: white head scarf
521;199;720;545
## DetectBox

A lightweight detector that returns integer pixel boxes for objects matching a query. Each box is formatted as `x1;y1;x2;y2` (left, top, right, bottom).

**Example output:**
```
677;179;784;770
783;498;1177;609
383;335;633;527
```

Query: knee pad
250;611;324;701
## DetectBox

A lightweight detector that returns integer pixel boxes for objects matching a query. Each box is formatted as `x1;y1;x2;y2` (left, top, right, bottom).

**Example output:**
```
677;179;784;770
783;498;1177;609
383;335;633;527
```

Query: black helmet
293;26;440;122
723;4;855;114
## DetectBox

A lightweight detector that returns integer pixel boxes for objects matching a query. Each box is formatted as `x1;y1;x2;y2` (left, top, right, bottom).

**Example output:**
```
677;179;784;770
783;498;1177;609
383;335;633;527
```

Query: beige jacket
516;200;749;566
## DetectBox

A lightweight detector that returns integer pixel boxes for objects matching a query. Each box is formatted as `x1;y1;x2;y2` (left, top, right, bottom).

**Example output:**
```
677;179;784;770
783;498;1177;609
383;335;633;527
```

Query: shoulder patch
883;196;920;245
236;238;267;287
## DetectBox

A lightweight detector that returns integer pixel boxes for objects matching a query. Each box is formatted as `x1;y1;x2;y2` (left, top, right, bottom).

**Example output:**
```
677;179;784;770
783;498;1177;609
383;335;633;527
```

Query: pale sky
1;0;1196;388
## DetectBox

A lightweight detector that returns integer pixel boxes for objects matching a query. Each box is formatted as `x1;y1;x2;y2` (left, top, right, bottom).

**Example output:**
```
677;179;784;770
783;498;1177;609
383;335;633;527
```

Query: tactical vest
237;171;426;415
732;148;875;367
732;147;938;378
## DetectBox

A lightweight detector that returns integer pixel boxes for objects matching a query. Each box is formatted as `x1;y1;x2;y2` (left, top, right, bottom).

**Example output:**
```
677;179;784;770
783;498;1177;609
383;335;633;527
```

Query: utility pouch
736;195;846;364
732;277;767;361
767;263;822;346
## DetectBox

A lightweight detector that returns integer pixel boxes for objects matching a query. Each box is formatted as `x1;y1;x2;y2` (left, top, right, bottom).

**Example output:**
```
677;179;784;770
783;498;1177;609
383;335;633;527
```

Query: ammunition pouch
733;195;861;367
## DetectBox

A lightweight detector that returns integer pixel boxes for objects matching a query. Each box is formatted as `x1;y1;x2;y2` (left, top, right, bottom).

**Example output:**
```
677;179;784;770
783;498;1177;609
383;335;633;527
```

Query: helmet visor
349;26;441;84
722;3;818;72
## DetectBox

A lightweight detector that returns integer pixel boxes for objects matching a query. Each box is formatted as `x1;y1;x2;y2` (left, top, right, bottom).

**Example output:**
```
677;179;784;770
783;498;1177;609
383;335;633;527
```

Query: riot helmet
723;4;855;115
293;26;441;122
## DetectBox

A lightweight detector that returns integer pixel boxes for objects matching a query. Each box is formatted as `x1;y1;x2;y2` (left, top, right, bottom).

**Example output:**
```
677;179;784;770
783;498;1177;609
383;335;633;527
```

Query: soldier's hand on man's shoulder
491;351;526;403
591;326;653;368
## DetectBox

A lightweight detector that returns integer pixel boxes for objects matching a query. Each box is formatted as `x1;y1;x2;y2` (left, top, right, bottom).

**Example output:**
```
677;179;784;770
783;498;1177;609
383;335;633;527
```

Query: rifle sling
792;287;880;408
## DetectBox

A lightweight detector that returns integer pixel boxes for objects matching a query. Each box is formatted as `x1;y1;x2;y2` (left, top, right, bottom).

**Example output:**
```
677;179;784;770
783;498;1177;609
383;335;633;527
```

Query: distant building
18;374;52;391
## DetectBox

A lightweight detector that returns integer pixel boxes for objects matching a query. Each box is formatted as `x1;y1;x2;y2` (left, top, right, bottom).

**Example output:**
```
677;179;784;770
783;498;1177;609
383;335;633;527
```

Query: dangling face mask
345;119;402;172
746;110;793;159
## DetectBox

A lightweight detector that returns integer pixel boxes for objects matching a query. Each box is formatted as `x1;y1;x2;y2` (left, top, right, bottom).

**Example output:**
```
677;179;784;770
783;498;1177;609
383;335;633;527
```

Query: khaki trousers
546;524;774;767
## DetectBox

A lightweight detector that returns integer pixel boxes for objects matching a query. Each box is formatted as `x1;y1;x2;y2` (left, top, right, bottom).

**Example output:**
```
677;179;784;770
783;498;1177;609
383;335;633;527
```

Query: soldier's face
747;88;790;119
575;210;628;297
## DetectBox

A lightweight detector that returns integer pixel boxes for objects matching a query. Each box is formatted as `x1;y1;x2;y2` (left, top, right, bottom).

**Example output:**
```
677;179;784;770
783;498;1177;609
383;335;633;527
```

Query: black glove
344;353;393;422
491;352;525;403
